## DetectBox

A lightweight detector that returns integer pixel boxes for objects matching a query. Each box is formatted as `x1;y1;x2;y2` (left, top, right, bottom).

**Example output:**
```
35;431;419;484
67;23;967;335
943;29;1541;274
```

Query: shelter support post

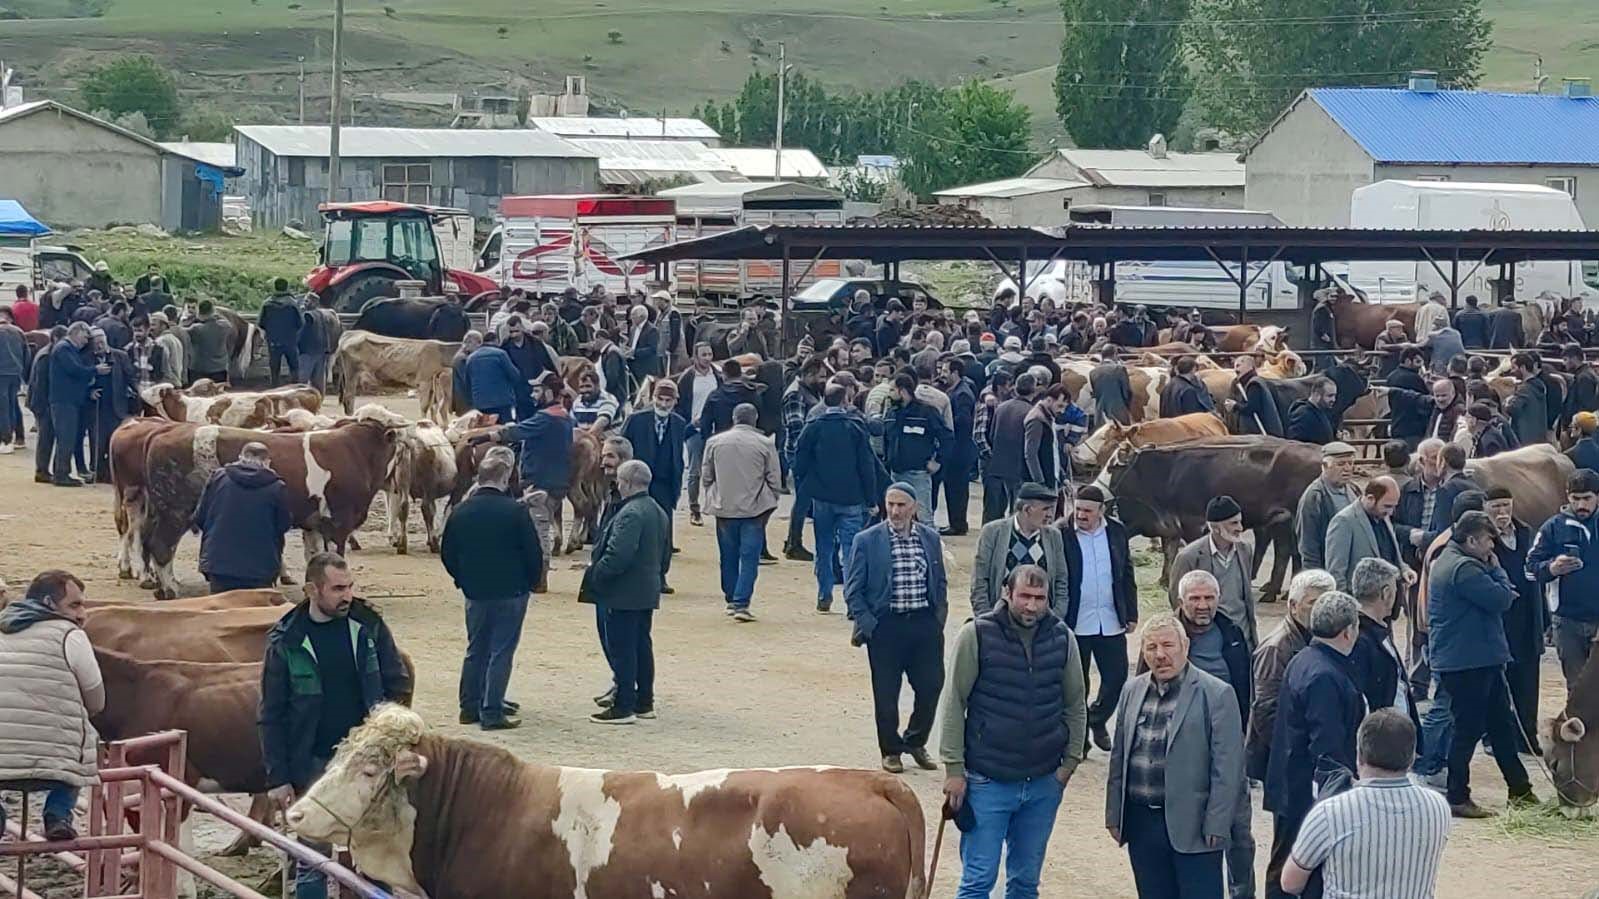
1450;249;1460;309
780;242;792;358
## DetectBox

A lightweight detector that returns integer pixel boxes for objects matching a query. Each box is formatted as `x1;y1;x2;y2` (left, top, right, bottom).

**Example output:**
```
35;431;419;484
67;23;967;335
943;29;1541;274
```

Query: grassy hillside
1;0;1594;151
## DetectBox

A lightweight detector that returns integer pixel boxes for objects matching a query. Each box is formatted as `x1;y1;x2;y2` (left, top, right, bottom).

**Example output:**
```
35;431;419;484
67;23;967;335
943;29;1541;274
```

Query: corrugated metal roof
658;180;842;215
1306;87;1599;165
566;138;735;182
158;141;237;168
711;147;830;180
529;116;718;140
933;177;1085;198
1030;146;1244;188
1;101;241;171
0;100;49;124
234;125;595;159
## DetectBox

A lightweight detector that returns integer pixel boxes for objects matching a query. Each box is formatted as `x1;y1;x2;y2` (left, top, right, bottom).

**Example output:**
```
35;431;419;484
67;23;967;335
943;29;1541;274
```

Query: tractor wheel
464;289;501;313
333;274;401;314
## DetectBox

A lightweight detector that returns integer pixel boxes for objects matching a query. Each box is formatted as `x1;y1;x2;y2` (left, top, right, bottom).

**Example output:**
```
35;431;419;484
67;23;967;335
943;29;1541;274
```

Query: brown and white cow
335;331;459;424
108;417;184;584
1071;412;1229;473
124;417;400;598
140;382;323;428
1059;360;1168;422
289;705;927;899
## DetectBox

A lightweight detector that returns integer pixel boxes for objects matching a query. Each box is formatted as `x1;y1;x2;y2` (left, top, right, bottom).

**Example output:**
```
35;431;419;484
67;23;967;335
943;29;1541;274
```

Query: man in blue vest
938;564;1087;899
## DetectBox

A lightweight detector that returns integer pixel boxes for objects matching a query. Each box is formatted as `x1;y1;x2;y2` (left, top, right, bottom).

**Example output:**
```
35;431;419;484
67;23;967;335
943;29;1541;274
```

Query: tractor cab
308;201;496;313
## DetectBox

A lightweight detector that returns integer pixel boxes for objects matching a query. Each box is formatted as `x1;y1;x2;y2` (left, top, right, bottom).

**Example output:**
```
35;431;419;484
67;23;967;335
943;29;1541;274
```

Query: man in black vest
938;564;1086;899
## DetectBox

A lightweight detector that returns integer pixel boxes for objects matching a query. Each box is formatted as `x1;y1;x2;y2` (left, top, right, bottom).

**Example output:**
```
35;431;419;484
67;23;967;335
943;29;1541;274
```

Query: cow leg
1158;536;1180;588
549;492;567;557
151;557;181;601
301;528;325;568
1262;523;1295;604
388;488;410;555
422;497;441;554
219;794;269;856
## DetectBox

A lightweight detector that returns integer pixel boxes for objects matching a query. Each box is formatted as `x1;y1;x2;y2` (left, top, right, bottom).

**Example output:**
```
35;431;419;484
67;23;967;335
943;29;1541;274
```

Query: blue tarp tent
0;200;51;237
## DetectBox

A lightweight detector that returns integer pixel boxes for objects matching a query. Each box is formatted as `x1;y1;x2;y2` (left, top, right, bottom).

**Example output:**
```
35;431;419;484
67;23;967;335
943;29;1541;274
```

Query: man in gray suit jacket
1168;495;1259;645
1294;442;1359;573
1323;476;1412;593
1107;612;1246;899
970;482;1072;618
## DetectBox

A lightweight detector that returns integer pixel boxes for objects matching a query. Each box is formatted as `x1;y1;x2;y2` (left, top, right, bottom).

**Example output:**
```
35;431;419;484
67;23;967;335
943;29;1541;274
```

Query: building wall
1244;101;1375;226
237;136;600;228
1376;163;1599;227
936;189;1073;226
1066;185;1244;209
0;110;164;228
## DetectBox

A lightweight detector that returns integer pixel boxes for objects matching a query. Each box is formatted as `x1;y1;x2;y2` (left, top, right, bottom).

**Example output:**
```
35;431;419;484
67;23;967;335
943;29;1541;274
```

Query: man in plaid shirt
845;482;949;774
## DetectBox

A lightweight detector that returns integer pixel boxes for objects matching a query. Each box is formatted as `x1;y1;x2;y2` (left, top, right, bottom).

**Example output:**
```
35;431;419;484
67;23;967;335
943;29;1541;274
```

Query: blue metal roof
1308;87;1599;165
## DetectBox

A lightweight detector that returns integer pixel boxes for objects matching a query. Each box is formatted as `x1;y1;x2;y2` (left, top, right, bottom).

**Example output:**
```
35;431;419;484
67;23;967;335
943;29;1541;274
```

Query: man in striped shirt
1282;709;1450;899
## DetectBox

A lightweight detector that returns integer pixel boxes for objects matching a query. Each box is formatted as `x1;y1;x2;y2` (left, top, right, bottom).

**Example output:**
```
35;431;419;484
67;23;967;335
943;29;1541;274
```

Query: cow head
1543;711;1598;812
288;704;429;896
139;383;178;417
187;378;226;397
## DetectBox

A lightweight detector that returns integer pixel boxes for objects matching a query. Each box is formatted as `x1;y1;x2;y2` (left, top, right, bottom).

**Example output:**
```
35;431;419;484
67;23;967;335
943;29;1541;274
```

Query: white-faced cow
125;416;401;598
335;331;459;424
288;705;928;899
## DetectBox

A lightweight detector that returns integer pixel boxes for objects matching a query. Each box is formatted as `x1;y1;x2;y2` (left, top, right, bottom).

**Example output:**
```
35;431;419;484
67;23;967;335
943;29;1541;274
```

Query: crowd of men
6;277;1599;899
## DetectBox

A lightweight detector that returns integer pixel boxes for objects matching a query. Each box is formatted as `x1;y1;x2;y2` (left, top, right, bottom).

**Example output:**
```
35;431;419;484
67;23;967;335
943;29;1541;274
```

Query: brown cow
288;704;927;899
1465;443;1573;528
1212;324;1289;354
1071;412;1229;473
125;416;400;598
108;417;183;584
1330;295;1420;349
139;383;323;427
561;425;606;554
335;331;458;424
1544;652;1599;813
88;588;285;612
1060;361;1168;422
85;604;285;662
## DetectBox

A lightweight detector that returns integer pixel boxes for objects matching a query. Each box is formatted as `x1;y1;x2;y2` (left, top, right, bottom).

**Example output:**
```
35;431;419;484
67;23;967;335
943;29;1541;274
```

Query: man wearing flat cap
1295;442;1359;573
970;483;1073;619
1061;484;1139;753
846;482;948;774
1169;495;1259;645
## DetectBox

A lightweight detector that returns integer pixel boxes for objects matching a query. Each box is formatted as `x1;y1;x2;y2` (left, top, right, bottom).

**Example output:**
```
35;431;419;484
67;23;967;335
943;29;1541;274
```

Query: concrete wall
1066;185;1244;209
0;109;164;228
1377;163;1599;227
238;136;600;229
1244;101;1375;226
937;189;1073;226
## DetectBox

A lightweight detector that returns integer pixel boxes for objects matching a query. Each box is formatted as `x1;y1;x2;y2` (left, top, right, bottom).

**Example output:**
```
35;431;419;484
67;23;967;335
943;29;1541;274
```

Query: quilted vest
0;619;99;787
964;605;1071;781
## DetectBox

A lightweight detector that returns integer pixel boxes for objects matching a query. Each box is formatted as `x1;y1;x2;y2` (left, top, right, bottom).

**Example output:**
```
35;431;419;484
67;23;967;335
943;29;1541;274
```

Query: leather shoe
1091;723;1113;752
481;715;523;731
881;754;904;774
908;747;937;771
1450;800;1494;819
784;544;815;562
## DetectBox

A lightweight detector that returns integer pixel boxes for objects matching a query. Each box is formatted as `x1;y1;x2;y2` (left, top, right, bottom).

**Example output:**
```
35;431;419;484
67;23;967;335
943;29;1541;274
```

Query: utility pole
327;0;346;204
297;56;306;123
774;42;786;181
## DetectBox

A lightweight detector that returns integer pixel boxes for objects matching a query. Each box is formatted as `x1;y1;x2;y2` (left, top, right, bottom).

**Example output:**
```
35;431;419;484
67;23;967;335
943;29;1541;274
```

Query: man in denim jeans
793;381;882;612
938;564;1086;898
701;403;781;622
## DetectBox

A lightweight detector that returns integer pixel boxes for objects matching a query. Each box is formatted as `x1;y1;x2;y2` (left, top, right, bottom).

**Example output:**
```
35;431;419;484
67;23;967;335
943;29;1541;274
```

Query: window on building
287;157;305;187
1546;176;1578;200
1414;174;1450;182
382;163;432;204
1147;192;1167;207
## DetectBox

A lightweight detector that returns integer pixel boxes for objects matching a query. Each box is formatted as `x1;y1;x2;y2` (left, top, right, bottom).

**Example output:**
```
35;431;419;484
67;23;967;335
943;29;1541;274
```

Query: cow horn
1560;716;1588;742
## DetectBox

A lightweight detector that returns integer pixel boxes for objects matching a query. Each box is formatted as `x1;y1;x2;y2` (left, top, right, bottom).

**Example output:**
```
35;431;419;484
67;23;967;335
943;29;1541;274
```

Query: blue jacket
794;406;880;507
192;463;296;584
464;345;528;412
503;403;574;492
844;521;948;641
47;339;96;406
1428;541;1515;672
1526;506;1599;622
620;409;689;511
883;398;949;473
1568;436;1599;474
1264;642;1362;820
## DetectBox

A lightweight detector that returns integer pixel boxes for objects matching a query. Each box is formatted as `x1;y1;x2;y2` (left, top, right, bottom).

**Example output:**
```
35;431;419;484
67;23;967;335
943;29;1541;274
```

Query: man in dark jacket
1525;468;1599;691
259;552;411;899
0;306;25;453
88;327;137;483
185;300;234;384
500;317;557;419
1285;378;1338;446
1385;349;1431;448
258;279;303;386
580;460;671;725
1089;347;1133;426
983;373;1036;523
883;372;949;521
874;300;908;357
494;373;575;501
700;359;762;438
1264;592;1363;899
1231;353;1283;436
937;358;978;535
296;293;340;391
1563;343;1599;422
27;329;61;482
621;379;689;533
1347;558;1419;738
1422;378;1464;444
440;446;543;731
1486;487;1543;752
1504;352;1548;447
1159;355;1214;418
1427;511;1535;817
1061;486;1140;754
464;336;529;423
1453;294;1488;349
192;442;295;591
1486;304;1525;349
47;323;106;487
795;382;882;611
92;301;132;351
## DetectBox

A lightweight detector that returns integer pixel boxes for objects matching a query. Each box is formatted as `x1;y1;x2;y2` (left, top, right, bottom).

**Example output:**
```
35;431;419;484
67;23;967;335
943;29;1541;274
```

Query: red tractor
307;201;499;313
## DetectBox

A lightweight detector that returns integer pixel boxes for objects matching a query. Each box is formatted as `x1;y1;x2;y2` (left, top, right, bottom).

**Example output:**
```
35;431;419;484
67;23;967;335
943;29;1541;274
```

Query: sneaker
784;544;815;562
1091;723;1113;752
816;598;833;613
590;707;637;725
881;754;904;774
732;608;756;623
33;472;50;484
759;552;778;566
690;509;703;526
503;699;520;713
636;704;657;720
43;817;76;842
1450;800;1495;819
724;604;736;616
481;716;523;731
908;747;937;771
0;443;13;455
52;477;83;487
1507;790;1540;809
593;687;616;709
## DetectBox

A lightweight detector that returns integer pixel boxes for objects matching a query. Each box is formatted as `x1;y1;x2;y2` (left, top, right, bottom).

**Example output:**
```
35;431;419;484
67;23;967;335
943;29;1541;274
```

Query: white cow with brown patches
140;382;323;428
288;705;927;899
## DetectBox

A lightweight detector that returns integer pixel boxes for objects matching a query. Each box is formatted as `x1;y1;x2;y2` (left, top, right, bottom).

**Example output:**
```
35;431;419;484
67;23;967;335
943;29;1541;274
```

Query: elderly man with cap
1064;484;1139;753
970;482;1072;619
846;481;948;774
192;441;295;592
620;377;689;552
1294;442;1359;573
649;290;685;373
1169;496;1259;645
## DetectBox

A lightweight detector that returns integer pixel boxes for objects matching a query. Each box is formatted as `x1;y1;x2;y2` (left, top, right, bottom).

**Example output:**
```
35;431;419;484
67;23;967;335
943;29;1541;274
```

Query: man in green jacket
580;459;671;725
185;299;234;383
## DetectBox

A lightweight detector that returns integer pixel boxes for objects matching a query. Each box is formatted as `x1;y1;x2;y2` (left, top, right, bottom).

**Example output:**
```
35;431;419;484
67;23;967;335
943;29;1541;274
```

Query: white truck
0;200;96;294
658;181;849;300
1344;180;1596;302
474;194;676;296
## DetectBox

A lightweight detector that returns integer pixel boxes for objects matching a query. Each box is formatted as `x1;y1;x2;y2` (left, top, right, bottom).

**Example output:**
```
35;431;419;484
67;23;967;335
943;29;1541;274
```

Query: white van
1345;180;1595;302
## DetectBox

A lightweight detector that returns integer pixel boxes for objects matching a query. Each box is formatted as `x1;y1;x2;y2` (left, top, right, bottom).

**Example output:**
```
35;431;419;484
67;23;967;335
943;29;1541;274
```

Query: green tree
1054;0;1191;148
80;55;181;138
1188;0;1493;137
899;80;1033;197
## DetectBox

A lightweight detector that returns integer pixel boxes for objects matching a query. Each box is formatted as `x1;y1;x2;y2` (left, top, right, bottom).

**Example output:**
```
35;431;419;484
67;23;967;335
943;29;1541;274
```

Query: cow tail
879;777;928;899
335;347;355;414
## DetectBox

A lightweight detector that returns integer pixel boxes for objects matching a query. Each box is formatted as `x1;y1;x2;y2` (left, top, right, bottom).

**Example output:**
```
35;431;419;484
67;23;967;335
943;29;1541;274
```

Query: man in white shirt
1065;484;1139;753
674;341;722;526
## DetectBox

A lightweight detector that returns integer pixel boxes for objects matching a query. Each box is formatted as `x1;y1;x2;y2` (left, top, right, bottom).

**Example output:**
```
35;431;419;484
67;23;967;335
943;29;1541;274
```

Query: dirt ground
1;396;1596;898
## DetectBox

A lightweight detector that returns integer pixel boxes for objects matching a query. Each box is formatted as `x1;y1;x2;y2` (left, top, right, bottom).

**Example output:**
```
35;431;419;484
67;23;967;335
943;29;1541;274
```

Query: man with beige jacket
0;570;104;841
702;403;782;621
